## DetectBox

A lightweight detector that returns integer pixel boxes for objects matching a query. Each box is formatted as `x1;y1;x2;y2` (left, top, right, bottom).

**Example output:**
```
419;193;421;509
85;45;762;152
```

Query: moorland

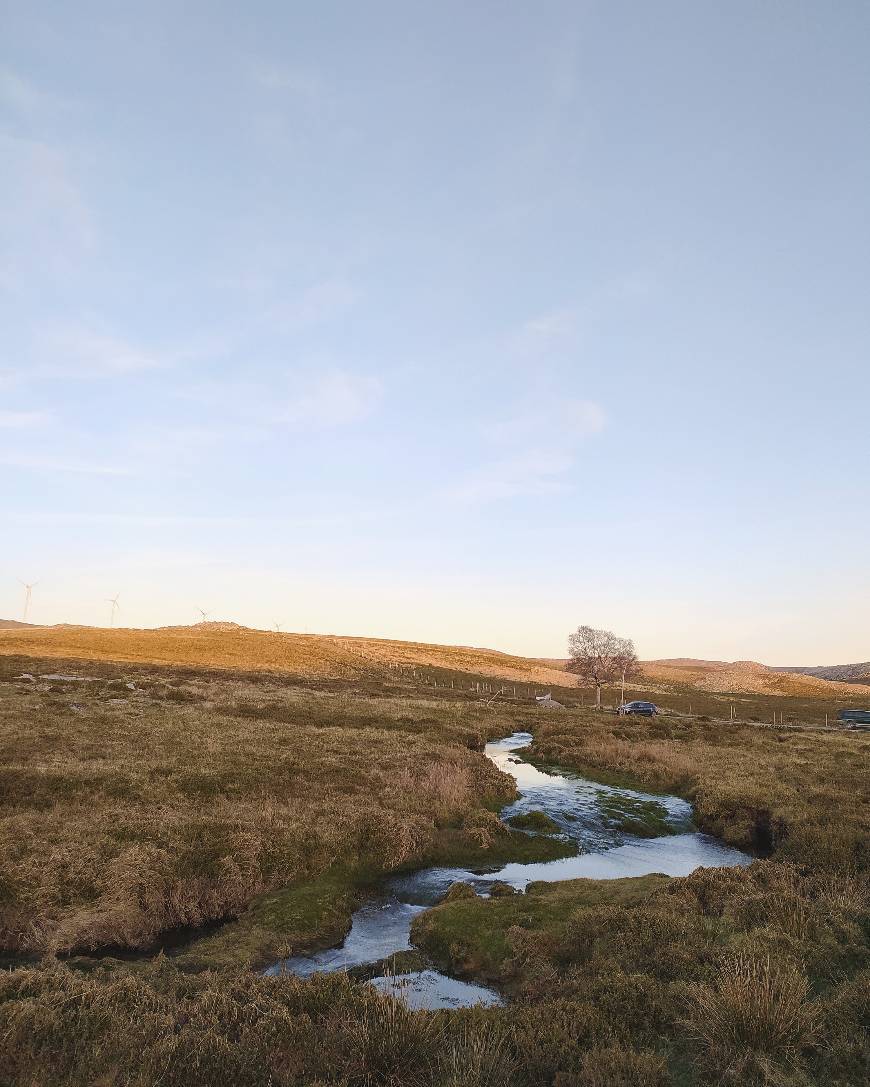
0;625;867;1086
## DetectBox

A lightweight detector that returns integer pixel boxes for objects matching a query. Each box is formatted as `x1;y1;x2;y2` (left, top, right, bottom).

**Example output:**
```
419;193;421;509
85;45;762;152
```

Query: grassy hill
0;622;572;688
2;625;868;709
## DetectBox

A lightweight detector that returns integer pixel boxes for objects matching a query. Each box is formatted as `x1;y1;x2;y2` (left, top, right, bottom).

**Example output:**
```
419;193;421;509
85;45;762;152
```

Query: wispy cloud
448;398;607;503
448;450;576;502
0;66;72;118
0;410;50;429
36;325;173;377
0;452;131;476
0;133;96;288
177;367;383;431
7;510;358;529
483;400;606;444
249;60;325;103
7;323;210;383
282;370;382;426
268;279;360;329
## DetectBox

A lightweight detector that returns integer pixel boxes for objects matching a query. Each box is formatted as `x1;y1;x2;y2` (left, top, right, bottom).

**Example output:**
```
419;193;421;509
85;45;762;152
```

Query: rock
441;882;477;903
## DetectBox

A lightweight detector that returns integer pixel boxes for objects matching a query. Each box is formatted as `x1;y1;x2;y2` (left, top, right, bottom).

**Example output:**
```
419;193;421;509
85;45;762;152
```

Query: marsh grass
685;955;819;1082
0;662;533;959
342;973;441;1086
441;1021;517;1087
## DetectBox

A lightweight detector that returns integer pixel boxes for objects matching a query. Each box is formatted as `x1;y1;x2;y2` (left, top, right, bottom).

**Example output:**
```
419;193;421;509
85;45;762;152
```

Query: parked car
617;700;658;716
838;708;870;728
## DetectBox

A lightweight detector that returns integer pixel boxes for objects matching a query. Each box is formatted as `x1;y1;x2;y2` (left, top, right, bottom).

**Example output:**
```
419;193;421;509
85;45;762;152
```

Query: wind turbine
274;622;282;632
19;580;38;623
197;607;211;623
107;594;120;628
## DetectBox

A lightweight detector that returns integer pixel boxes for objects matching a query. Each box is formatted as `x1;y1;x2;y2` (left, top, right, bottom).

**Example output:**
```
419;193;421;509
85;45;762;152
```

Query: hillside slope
0;623;573;687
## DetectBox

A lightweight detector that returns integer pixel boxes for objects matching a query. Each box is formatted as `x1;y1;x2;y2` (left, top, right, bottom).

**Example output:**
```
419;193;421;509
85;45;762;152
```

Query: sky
1;2;868;664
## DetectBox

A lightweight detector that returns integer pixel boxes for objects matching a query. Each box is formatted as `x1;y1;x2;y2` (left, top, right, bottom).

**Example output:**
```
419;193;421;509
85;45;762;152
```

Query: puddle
369;970;504;1010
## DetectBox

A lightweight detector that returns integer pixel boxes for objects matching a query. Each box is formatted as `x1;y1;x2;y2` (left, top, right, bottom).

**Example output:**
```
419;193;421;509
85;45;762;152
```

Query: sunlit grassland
0;647;868;1086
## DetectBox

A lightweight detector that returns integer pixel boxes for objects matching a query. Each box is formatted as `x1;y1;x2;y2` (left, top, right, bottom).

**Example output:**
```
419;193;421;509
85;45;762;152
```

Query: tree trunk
595;682;602;708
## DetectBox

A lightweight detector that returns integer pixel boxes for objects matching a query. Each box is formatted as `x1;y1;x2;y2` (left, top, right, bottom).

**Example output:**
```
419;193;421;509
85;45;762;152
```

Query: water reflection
369;970;504;1010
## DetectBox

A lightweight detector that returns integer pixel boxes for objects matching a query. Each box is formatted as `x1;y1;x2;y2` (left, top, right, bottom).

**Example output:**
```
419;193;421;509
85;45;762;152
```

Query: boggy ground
0;655;568;966
1;656;868;1086
413;714;869;1085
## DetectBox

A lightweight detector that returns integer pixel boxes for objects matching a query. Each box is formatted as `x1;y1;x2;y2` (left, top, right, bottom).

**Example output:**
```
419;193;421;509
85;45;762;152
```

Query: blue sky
1;2;868;663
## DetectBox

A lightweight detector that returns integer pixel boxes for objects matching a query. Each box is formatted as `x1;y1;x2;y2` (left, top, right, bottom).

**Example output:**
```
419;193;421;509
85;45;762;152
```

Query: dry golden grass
0;659;533;959
0;624;573;686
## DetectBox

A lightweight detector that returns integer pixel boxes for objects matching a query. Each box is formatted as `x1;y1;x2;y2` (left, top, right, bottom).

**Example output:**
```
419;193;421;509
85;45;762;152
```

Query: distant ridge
775;662;870;685
158;621;251;634
0;619;35;629
642;657;870;697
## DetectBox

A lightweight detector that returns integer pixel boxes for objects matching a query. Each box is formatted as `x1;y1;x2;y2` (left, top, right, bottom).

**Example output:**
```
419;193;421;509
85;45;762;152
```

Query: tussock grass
685;955;819;1081
0;662;531;959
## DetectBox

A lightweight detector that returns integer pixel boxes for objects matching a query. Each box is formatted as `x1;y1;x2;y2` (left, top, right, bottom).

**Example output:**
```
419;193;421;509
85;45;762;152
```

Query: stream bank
268;732;751;1008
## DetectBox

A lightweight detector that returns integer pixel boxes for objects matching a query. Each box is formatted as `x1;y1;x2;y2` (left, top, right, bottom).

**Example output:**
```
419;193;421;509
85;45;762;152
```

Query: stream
266;733;751;1008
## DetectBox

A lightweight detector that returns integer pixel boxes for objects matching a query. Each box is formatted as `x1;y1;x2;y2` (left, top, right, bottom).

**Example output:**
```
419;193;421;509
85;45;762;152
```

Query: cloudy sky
2;2;868;663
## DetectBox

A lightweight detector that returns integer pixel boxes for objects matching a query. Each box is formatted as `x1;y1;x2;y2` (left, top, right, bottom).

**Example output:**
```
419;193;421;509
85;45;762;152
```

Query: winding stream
266;732;751;1007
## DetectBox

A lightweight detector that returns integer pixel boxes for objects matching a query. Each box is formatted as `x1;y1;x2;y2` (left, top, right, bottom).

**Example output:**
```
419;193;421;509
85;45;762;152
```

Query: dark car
838;709;870;728
617;700;658;716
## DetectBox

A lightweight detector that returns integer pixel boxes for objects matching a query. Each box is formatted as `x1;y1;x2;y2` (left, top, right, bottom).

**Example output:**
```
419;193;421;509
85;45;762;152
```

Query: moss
506;810;561;834
423;827;576;870
598;794;680;838
488;881;517;897
441;881;477;902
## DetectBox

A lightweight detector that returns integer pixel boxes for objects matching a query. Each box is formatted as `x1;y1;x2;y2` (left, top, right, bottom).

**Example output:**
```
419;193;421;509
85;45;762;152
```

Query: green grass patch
506;810;561;834
412;874;669;983
423;826;576;870
598;794;680;838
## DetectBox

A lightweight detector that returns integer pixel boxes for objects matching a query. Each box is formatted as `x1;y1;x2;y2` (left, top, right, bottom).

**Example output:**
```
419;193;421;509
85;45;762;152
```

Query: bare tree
566;625;639;708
